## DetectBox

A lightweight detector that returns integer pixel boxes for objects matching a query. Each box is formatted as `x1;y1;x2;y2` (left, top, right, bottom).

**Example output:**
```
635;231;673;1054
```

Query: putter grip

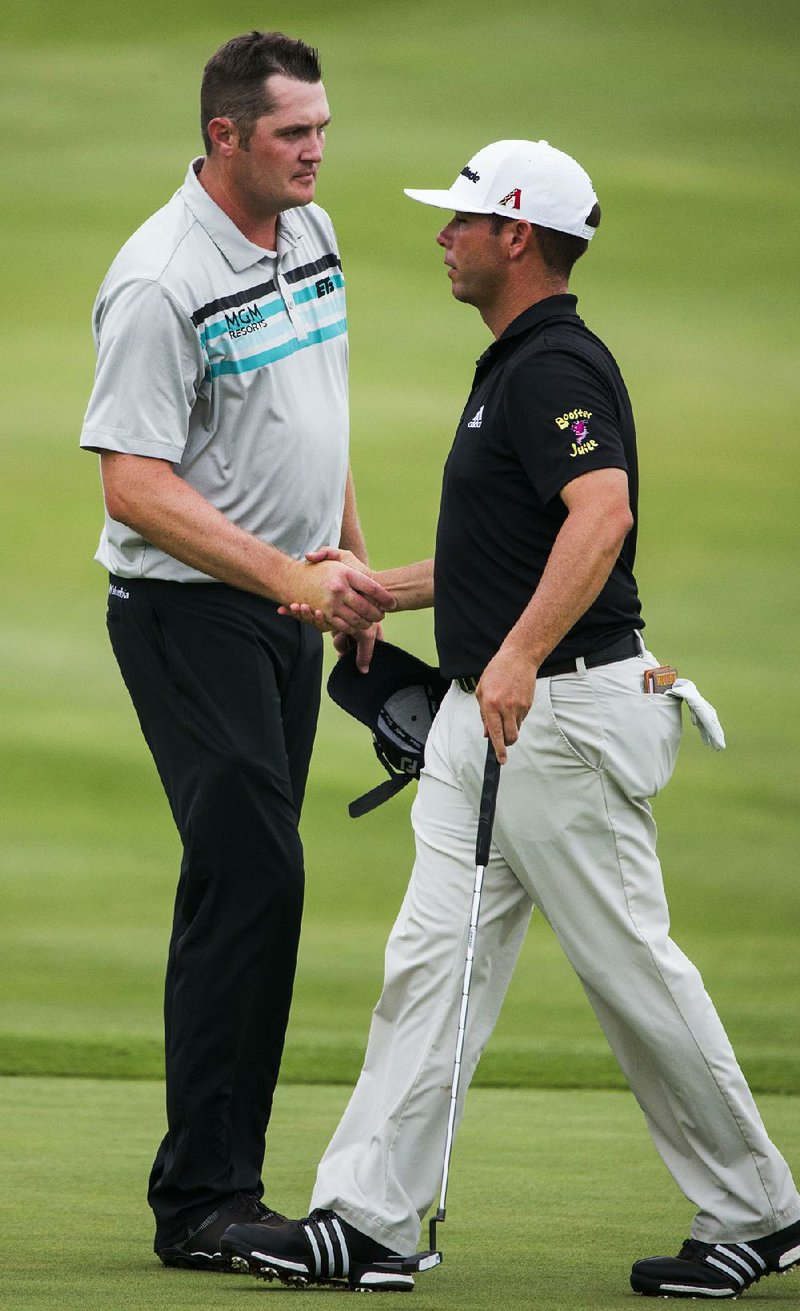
475;742;501;866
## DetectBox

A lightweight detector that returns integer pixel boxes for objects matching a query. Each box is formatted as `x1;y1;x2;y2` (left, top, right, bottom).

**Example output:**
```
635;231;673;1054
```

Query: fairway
2;1078;799;1310
1;0;799;1308
1;0;798;1092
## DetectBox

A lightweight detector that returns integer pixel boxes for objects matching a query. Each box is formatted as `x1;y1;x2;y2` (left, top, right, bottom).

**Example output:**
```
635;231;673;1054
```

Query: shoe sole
223;1241;414;1292
631;1273;742;1298
158;1250;239;1273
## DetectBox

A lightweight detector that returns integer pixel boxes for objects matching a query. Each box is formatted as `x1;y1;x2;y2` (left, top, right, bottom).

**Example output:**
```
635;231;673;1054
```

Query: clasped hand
279;550;395;669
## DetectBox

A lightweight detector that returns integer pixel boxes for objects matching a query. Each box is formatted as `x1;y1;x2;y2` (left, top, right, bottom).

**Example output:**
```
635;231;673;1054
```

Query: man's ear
206;116;240;157
506;220;535;261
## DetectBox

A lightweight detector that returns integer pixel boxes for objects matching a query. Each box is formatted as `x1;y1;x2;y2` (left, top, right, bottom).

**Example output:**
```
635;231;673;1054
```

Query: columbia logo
467;406;484;428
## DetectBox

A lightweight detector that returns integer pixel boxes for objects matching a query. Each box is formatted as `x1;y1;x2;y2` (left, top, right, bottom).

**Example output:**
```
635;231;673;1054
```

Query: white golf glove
666;678;726;751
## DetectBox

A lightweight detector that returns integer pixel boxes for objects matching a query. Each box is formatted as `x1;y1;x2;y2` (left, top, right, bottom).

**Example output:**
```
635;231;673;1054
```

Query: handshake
280;547;396;666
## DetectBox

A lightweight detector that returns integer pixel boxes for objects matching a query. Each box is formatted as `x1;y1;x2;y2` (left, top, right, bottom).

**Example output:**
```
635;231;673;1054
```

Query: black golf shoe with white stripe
631;1217;800;1298
221;1207;415;1291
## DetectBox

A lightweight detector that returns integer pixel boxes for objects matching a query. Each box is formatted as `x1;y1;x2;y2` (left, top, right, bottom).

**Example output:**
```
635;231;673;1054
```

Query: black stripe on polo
191;279;276;327
283;252;342;285
190;253;342;326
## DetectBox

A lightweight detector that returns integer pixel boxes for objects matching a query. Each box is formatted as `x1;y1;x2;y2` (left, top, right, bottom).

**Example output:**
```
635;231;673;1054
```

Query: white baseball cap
404;139;598;240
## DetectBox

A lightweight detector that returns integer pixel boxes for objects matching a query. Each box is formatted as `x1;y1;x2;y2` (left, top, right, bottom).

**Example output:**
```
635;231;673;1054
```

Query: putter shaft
432;743;501;1229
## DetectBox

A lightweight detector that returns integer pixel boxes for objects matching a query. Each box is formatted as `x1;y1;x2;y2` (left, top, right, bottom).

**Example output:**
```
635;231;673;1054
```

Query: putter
370;740;502;1277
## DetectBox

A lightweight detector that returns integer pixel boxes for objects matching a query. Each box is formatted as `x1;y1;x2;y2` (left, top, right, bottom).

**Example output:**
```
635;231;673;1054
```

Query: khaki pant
312;651;800;1252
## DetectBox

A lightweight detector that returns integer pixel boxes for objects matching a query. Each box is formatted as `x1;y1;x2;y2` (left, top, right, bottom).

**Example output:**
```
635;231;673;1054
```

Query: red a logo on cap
498;188;522;209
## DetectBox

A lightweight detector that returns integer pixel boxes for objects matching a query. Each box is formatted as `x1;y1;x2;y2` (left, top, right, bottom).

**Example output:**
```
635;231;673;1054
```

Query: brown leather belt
454;632;641;694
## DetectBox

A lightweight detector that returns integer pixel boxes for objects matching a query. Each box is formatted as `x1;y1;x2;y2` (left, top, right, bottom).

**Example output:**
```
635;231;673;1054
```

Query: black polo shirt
434;294;644;678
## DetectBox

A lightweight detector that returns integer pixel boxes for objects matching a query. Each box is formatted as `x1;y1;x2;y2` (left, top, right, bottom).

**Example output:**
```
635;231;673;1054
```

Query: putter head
371;1250;442;1274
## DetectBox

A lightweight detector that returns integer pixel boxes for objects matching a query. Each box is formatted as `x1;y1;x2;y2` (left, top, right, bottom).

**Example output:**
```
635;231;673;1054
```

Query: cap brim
403;187;495;214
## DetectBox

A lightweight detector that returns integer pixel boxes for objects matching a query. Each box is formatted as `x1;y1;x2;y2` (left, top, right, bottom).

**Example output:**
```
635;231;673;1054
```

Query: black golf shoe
221;1207;415;1291
156;1192;286;1271
631;1216;800;1298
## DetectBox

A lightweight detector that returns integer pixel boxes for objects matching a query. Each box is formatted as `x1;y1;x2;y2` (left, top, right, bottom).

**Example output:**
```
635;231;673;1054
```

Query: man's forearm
475;474;632;763
339;467;369;564
502;497;631;668
374;559;434;611
100;453;395;631
102;452;303;601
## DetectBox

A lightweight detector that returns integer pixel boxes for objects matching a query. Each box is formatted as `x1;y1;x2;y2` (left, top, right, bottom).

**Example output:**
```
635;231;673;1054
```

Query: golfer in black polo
223;139;800;1300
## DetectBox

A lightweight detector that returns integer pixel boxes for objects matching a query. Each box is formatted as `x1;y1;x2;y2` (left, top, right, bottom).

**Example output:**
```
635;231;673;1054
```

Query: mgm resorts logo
224;279;336;339
226;303;266;339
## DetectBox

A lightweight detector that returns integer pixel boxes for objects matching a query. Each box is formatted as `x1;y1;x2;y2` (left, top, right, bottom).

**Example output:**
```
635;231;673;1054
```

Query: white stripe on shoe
317;1217;337;1275
329;1215;350;1278
303;1224;322;1277
661;1286;738;1298
729;1242;765;1272
713;1245;759;1278
251;1249;308;1274
706;1256;744;1286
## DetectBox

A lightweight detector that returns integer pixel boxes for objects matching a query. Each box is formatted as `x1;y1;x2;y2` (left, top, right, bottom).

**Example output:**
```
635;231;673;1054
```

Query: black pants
106;575;322;1244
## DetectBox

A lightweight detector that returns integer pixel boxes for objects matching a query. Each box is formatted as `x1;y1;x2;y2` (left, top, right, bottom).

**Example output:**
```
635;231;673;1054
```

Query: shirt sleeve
503;348;628;505
80;277;206;462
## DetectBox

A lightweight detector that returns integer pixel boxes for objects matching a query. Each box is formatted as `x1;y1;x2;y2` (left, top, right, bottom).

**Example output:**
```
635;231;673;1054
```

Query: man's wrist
278;554;309;608
373;560;434;612
499;631;545;672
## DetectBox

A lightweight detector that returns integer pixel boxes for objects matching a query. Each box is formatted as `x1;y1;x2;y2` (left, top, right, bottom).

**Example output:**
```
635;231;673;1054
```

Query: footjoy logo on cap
460;166;480;183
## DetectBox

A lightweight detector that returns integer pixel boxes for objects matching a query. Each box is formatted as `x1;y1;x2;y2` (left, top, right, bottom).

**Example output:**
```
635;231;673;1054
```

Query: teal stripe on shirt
200;276;345;346
292;272;345;305
210;317;347;378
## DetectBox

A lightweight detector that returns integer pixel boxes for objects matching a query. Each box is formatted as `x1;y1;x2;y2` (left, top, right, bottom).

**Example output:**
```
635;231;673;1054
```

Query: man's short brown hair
200;30;322;154
489;202;602;279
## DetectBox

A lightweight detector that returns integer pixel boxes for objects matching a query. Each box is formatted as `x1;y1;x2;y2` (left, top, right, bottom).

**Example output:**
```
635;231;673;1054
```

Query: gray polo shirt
81;159;349;582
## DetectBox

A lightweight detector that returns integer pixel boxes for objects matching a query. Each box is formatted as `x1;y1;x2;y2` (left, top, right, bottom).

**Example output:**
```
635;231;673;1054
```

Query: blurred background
1;0;798;1097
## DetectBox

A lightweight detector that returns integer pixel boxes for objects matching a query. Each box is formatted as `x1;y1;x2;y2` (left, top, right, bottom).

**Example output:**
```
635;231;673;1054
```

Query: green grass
1;9;799;1311
2;1077;799;1310
1;0;799;1096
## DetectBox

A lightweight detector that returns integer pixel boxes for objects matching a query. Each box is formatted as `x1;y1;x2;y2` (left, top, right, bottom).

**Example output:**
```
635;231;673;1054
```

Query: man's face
436;213;507;309
229;74;331;217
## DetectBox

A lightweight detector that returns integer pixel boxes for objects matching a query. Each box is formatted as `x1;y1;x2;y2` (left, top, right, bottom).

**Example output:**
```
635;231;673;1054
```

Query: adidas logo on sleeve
467;406;484;428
